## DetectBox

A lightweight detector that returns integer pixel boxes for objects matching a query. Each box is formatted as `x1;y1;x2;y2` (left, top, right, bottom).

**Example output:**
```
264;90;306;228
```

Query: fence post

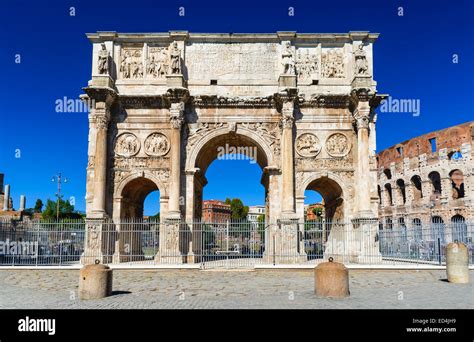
272;234;276;266
438;237;442;265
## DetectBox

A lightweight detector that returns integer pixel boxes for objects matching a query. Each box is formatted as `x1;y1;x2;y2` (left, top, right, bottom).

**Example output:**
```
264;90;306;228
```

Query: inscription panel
186;42;279;80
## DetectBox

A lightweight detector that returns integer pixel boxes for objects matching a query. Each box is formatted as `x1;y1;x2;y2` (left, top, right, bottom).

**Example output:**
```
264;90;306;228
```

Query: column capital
94;115;110;130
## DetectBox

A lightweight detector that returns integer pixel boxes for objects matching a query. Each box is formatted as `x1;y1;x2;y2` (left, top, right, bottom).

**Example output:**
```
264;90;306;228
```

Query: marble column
91;105;110;217
19;195;26;211
168;102;185;219
3;184;10;211
281;100;295;216
354;101;373;217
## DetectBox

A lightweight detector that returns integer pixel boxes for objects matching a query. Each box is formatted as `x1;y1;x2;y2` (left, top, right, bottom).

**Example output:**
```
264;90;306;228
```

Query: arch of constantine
81;31;386;265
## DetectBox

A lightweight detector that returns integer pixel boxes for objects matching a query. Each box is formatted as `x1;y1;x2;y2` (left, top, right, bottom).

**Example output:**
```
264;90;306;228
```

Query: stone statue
97;43;109;74
281;41;295;75
170;41;181;74
354;43;368;75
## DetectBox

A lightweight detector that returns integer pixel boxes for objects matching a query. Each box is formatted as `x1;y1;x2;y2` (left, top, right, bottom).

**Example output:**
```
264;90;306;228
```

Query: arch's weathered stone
83;31;385;264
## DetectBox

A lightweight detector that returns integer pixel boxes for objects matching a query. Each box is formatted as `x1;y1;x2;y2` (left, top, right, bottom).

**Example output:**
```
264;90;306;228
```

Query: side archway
298;172;348;222
113;171;168;220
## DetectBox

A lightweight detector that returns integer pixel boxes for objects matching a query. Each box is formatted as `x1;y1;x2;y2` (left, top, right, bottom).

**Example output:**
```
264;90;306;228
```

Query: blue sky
1;0;473;215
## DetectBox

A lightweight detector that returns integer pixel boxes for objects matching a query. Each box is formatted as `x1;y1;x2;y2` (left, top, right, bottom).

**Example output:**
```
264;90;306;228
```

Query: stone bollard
446;242;469;284
79;260;113;300
315;257;350;298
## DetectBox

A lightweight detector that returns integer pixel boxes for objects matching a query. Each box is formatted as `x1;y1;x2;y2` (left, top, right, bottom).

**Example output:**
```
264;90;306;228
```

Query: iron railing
0;218;472;267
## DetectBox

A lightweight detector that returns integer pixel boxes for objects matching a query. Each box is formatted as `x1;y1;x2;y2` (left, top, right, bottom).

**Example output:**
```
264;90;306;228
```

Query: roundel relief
325;133;351;157
144;133;170;156
296;133;321;157
115;133;140;157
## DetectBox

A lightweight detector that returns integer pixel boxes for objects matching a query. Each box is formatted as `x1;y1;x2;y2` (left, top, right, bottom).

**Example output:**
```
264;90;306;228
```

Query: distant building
202;200;232;222
247;205;265;224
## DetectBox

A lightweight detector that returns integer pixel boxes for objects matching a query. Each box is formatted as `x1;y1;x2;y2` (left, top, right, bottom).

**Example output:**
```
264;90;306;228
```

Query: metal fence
0;218;472;267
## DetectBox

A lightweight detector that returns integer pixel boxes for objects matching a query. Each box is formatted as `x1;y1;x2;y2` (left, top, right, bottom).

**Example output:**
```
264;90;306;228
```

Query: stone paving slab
0;270;472;309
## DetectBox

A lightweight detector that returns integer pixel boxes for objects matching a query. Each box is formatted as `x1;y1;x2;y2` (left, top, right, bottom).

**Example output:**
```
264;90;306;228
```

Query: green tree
150;212;160;221
34;199;43;213
312;207;323;218
42;198;81;220
225;198;249;220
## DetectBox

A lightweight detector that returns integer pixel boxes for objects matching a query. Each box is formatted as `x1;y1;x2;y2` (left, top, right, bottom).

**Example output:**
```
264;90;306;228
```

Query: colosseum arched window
396;179;406;204
428;171;442;196
430;216;445;243
384;183;393;206
377;185;382;205
383;168;392;180
398;217;407;241
451;214;467;242
412;218;423;241
410;175;423;200
449;169;465;199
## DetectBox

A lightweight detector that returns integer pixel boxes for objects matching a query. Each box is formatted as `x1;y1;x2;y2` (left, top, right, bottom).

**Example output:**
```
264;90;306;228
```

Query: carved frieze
191;95;275;108
144;133;170;156
296;156;353;171
114;133;140;157
153;169;170;184
240;122;281;156
296;133;321;158
321;48;345;78
146;46;169;78
186;122;225;152
114;157;170;169
326;133;351;157
120;48;143;79
295;51;319;79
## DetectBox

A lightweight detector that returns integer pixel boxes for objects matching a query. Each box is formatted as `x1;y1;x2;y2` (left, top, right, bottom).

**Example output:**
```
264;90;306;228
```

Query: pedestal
278;74;297;89
166;74;185;88
91;75;115;88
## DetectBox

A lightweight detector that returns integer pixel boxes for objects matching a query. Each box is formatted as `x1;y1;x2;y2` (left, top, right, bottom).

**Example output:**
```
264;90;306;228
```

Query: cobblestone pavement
0;269;472;309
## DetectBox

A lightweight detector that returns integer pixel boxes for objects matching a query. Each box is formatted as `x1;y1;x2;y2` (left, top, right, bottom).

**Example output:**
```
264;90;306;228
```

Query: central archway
185;126;276;223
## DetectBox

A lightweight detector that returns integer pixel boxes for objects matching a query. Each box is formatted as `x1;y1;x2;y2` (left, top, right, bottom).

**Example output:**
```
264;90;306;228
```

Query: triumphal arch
82;31;385;264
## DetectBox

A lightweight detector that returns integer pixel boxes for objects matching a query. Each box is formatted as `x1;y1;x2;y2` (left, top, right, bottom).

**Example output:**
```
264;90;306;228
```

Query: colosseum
377;121;473;242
